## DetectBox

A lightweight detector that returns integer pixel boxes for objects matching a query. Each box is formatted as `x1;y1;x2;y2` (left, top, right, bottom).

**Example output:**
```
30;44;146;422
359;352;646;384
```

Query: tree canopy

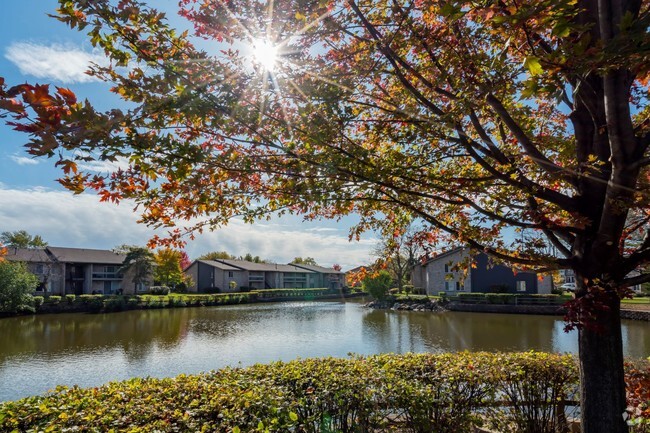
154;248;185;288
0;261;39;313
198;251;236;261
291;257;319;266
118;246;155;290
1;0;649;431
0;231;47;249
373;224;423;290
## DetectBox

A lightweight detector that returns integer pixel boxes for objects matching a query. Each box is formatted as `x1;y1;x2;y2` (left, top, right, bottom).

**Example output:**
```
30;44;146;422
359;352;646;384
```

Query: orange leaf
56;87;77;105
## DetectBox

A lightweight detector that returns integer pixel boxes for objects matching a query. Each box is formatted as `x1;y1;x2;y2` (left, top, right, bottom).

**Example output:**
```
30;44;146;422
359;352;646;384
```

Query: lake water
1;300;648;402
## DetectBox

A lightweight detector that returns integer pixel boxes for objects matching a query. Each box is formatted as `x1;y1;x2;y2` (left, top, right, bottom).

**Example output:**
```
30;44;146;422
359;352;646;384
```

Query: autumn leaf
523;56;543;76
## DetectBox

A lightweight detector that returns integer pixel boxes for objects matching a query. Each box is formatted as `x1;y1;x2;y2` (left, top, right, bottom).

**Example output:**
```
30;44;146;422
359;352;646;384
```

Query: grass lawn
622;297;650;304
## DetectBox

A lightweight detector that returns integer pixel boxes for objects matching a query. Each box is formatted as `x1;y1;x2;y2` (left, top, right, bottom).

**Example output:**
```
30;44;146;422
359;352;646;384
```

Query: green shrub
102;297;126;312
362;270;392;300
149;286;170;295
0;352;588;433
0;261;39;313
31;296;44;308
485;293;515;304
78;294;103;304
65;294;76;304
46;295;62;305
488;284;510;293
402;284;414;294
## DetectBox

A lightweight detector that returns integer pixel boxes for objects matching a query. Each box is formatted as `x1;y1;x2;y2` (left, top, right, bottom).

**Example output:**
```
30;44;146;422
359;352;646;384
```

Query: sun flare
251;39;279;72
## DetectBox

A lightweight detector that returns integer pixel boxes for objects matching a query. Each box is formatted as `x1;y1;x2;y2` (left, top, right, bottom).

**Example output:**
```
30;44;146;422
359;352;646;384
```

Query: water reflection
0;301;647;402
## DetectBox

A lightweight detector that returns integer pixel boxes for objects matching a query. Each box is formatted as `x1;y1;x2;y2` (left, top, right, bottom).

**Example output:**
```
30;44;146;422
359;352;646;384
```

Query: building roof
345;265;370;274
419;247;467;265
215;259;315;273
290;263;343;274
46;247;125;264
194;259;242;271
4;247;52;263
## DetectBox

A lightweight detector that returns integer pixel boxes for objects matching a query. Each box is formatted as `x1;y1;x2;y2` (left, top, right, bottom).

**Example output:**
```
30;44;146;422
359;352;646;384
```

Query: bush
0;352;589;433
149;286;170;295
485;293;515;304
488;284;510;293
78;294;103;304
31;296;44;308
102;297;126;312
173;281;188;293
402;284;414;294
46;295;61;305
0;261;39;313
362;270;392;300
65;294;76;304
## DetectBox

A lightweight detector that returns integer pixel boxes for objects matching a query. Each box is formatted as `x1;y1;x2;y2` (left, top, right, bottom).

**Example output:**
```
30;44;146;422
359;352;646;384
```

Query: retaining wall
448;302;650;321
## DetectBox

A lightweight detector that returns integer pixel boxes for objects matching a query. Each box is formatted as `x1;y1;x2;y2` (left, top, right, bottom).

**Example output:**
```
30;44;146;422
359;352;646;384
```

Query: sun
251;38;279;72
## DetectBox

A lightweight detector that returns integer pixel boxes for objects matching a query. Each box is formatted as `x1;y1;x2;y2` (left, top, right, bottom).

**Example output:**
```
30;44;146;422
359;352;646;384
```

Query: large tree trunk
578;288;628;433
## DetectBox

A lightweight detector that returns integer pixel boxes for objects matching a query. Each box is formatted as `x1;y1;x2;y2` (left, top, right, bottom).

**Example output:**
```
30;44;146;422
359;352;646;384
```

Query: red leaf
56;87;77;105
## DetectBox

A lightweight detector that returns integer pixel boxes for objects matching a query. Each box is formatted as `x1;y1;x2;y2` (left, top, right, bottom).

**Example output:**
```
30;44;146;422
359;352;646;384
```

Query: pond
1;300;648;402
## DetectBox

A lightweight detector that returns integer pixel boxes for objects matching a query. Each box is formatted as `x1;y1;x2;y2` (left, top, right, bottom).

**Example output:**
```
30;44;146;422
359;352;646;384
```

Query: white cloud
10;154;39;166
5;42;108;84
0;186;375;270
77;156;131;173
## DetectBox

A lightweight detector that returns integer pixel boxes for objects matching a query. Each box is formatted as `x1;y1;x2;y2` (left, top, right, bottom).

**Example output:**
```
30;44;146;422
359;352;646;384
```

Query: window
445;281;453;291
455;281;465;291
228;271;234;278
444;263;451;272
516;281;527;292
34;264;45;274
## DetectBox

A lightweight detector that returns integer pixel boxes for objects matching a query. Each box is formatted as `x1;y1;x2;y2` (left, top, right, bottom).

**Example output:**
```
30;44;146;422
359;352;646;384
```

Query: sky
0;0;377;270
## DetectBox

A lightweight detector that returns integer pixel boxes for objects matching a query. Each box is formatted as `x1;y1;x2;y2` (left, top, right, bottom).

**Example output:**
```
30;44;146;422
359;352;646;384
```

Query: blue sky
0;1;375;269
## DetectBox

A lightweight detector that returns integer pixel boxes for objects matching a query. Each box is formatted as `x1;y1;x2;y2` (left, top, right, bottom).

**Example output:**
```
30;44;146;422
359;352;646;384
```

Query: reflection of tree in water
423;312;558;353
361;309;403;354
188;302;345;340
360;310;560;354
0;308;191;364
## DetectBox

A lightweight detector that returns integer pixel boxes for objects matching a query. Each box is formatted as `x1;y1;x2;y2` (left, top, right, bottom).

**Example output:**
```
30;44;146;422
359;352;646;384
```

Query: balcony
92;272;122;280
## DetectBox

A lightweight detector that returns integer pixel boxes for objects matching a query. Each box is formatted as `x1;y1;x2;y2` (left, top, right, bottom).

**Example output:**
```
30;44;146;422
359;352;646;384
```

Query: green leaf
233;427;241;433
551;21;571;38
289;411;298;422
523;56;543;76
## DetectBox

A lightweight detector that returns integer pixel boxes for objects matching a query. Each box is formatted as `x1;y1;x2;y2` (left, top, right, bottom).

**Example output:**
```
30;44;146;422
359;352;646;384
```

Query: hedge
251;288;333;299
1;352;648;432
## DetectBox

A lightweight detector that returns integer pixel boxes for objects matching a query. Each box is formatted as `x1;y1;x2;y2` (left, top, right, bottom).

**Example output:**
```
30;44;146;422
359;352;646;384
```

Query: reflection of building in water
622;321;650;358
361;310;562;355
0;308;191;364
413;312;559;353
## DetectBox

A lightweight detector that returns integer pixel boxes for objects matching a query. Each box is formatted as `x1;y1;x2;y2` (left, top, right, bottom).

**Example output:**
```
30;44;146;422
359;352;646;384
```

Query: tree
373;224;424;291
118;246;154;292
0;261;39;313
0;231;47;249
361;270;392;301
292;257;319;266
240;253;268;263
179;250;191;270
1;1;648;430
198;251;236;261
154;249;184;288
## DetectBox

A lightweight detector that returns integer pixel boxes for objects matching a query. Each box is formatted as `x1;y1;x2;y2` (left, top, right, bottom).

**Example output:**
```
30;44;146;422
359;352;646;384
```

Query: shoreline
365;297;650;321
0;291;366;319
